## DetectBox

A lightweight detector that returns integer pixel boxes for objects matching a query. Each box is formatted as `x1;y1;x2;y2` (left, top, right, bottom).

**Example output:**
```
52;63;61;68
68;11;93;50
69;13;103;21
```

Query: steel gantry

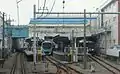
34;12;120;14
33;5;120;69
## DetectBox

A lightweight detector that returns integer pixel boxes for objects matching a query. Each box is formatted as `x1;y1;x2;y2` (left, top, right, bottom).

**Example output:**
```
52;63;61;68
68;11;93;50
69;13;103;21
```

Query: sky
0;0;110;25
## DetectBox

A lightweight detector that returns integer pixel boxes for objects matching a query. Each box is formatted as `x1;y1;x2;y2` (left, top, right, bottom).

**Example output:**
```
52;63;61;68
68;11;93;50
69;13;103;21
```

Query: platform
24;50;33;56
53;51;90;61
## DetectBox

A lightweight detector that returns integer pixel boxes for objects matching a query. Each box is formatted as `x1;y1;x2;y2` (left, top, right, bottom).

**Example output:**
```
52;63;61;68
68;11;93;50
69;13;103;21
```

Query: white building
92;0;120;54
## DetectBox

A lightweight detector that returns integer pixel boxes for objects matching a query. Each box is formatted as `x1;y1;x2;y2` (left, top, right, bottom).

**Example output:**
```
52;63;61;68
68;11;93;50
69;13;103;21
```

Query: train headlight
92;49;94;51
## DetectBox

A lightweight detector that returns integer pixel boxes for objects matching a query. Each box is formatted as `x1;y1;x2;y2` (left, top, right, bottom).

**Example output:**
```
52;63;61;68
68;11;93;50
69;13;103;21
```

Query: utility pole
62;0;65;27
8;15;12;56
104;14;107;55
83;9;87;69
101;13;107;55
33;4;37;69
89;13;91;33
2;12;5;58
16;0;22;25
38;0;40;12
71;30;74;62
105;28;107;55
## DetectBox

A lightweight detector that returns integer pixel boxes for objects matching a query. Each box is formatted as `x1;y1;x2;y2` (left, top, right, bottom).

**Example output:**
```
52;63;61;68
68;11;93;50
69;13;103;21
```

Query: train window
46;26;54;28
110;46;113;49
116;46;120;49
42;43;52;49
113;17;116;21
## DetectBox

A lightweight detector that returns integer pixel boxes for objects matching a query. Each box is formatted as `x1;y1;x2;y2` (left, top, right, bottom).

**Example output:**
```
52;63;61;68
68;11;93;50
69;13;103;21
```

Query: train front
41;41;53;56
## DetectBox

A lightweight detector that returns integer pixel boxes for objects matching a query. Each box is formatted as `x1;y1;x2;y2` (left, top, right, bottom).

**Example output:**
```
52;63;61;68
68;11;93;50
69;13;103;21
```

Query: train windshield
42;43;52;49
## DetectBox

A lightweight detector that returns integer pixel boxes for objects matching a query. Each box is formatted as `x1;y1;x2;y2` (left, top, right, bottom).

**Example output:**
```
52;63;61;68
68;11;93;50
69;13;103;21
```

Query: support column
33;5;37;69
2;12;5;58
83;9;87;69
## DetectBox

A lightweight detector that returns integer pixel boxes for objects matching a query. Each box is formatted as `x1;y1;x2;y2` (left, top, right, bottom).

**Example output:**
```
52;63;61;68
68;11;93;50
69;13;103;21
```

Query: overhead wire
38;0;47;18
42;0;56;18
42;0;47;13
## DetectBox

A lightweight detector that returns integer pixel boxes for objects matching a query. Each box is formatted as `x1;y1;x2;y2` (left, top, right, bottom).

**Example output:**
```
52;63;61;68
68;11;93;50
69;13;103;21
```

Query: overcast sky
0;0;110;25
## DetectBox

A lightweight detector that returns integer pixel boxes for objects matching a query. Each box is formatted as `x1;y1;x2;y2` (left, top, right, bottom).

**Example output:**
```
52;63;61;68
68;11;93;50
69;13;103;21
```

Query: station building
29;16;97;40
28;0;120;55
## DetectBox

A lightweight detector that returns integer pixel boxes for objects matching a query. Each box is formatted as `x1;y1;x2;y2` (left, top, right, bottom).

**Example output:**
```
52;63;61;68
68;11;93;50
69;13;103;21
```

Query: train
53;36;70;52
12;38;26;53
41;40;55;56
78;39;99;56
106;45;120;57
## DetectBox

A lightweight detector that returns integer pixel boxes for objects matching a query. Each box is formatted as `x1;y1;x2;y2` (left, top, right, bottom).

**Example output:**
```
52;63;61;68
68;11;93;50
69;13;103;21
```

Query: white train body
41;40;54;55
106;45;120;57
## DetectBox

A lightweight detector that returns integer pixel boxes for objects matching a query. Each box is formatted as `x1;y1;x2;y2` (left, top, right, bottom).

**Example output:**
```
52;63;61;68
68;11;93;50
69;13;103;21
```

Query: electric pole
16;0;22;25
83;9;87;69
71;30;74;62
33;4;37;69
2;12;5;58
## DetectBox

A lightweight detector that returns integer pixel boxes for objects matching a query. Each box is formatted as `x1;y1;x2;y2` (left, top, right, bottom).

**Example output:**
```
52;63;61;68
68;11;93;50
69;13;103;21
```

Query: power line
43;0;47;13
38;0;47;18
42;0;56;18
36;0;56;19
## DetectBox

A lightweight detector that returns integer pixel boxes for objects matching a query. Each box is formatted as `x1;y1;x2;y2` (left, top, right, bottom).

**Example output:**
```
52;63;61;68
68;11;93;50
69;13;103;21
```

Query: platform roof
29;17;97;25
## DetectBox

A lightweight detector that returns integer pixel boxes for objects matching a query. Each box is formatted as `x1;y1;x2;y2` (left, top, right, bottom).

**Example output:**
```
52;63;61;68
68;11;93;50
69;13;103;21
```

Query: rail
10;53;18;74
10;53;26;74
20;53;26;74
89;55;120;74
45;56;83;74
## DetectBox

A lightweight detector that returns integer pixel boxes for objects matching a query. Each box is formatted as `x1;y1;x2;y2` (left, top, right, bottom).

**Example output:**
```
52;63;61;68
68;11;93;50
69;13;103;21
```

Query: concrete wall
103;0;118;47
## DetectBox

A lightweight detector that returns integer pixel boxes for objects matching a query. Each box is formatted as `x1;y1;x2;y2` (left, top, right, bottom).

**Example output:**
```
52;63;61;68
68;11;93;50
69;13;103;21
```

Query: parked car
106;45;120;57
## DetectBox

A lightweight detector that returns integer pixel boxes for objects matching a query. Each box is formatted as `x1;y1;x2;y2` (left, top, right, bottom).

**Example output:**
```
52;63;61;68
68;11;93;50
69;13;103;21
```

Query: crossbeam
35;12;120;14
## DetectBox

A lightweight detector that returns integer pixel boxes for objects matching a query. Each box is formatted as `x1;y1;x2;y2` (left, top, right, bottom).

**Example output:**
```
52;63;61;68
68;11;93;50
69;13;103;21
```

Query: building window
113;17;116;21
109;4;111;9
113;39;115;44
113;2;115;7
104;21;108;26
109;19;111;24
46;26;54;28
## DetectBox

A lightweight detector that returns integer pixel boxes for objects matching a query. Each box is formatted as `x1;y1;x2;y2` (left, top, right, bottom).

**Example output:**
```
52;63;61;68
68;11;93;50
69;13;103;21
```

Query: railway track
10;53;26;74
45;56;83;74
89;55;120;74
